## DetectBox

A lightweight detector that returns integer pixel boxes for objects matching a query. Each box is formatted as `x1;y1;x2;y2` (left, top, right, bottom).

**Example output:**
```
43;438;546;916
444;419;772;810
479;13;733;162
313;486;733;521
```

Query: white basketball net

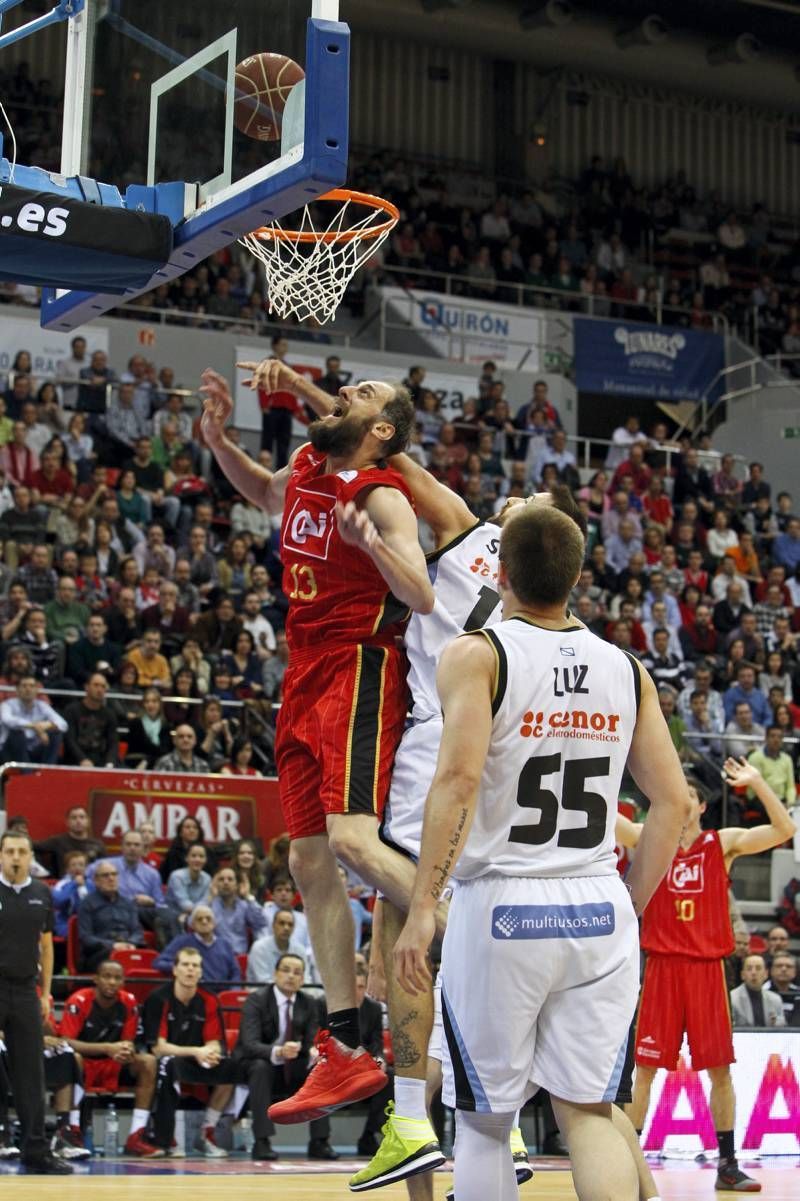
241;193;398;325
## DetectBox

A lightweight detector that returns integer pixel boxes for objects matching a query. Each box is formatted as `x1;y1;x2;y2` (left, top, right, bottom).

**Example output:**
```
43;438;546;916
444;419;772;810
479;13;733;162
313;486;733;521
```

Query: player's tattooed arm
394;636;494;995
430;805;469;901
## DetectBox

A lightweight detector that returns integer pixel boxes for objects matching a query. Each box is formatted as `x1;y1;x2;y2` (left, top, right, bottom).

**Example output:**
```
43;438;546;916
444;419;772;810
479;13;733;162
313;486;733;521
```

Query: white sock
204;1108;221;1128
512;1108;521;1133
132;1109;150;1131
454;1110;517;1201
393;1076;428;1123
69;1110;80;1127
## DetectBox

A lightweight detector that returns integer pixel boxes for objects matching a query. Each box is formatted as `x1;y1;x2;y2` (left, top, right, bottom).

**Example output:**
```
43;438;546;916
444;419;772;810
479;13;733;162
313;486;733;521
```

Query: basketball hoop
240;188;399;324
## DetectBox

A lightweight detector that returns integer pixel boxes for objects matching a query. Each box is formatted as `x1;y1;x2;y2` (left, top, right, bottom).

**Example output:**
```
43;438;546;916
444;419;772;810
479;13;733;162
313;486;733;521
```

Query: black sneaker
308;1137;339;1160
251;1137;277;1161
715;1160;761;1192
22;1152;74;1175
0;1125;20;1159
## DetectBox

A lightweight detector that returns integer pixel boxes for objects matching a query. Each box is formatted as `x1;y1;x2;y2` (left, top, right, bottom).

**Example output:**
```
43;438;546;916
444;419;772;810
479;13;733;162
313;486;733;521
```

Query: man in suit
730;954;786;1027
235;953;337;1162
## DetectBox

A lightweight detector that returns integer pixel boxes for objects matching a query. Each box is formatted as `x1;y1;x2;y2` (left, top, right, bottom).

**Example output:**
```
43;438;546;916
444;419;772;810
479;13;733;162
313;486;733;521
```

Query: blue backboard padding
40;17;350;331
0;233;168;292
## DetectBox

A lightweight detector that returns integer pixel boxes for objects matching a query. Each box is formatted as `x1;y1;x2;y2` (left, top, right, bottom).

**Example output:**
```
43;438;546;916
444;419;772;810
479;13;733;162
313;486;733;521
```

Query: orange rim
250;188;400;245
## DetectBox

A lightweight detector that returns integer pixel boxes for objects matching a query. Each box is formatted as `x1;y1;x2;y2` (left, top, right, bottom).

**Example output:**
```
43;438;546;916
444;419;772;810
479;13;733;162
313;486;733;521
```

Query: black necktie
282;1000;294;1084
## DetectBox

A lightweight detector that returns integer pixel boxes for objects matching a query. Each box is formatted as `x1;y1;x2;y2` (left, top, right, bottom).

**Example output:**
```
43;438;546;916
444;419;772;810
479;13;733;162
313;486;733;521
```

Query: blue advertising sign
574;318;724;402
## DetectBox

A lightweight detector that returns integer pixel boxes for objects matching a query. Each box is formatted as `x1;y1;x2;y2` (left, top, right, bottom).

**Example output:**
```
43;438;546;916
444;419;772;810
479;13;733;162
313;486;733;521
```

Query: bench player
200;365;434;1122
59;960;160;1158
395;503;691;1201
621;758;795;1193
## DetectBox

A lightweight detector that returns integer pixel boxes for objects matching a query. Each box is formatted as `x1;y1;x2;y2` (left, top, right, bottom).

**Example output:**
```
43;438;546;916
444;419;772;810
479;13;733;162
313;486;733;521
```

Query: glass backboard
41;0;348;330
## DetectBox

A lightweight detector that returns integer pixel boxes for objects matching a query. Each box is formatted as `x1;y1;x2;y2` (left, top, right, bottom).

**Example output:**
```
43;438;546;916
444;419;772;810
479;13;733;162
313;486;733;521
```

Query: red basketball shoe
268;1030;388;1124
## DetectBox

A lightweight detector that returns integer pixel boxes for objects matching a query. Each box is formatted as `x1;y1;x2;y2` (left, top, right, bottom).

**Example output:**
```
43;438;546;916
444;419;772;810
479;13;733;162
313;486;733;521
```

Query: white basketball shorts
440;873;639;1112
428;973;443;1063
380;717;442;860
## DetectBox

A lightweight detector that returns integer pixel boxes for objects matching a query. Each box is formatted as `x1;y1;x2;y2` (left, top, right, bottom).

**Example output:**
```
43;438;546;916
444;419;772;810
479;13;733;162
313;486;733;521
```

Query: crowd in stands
1;338;799;809
1;58;797;353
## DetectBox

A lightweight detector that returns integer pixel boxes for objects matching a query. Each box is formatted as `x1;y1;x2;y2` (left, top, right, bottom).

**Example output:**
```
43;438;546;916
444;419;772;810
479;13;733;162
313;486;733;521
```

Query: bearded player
200;366;434;1122
621;759;795;1192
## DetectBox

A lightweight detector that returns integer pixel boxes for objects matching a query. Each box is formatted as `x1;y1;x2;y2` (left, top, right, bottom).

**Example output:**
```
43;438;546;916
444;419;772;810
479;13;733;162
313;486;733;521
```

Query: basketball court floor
0;1155;796;1199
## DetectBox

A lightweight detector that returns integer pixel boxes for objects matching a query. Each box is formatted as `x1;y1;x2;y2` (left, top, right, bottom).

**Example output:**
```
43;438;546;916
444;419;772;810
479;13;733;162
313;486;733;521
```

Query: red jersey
280;443;414;652
258;386;308;419
59;987;138;1043
641;829;733;959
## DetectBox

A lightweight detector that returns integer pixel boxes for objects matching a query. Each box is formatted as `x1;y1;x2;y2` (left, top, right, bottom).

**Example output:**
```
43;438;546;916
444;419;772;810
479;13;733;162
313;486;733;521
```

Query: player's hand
394;910;435;997
237;357;299;394
336;501;381;554
722;756;760;788
199;368;234;448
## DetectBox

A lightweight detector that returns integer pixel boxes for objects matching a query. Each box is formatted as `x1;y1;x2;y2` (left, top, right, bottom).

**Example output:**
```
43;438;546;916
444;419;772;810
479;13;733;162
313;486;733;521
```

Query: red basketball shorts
634;954;734;1072
276;642;409;840
82;1058;124;1092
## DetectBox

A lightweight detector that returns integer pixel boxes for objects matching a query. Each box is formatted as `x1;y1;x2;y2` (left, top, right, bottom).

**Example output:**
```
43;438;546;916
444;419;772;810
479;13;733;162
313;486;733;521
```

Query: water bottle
239;1117;254;1154
104;1105;119;1159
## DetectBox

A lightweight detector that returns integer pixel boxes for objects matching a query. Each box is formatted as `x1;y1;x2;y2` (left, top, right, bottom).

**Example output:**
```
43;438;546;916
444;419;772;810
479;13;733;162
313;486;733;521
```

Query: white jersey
453;617;641;881
405;522;501;721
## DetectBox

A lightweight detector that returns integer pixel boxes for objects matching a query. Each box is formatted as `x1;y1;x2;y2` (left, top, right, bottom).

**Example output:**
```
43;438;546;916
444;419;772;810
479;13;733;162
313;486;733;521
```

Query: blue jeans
3;729;62;764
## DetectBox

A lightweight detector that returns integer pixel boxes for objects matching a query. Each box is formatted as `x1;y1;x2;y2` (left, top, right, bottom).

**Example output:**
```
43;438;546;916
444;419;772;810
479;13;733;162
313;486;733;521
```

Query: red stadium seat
110;948;159;972
109;948;162;1002
748;933;768;954
217;989;250;1032
224;1027;238;1053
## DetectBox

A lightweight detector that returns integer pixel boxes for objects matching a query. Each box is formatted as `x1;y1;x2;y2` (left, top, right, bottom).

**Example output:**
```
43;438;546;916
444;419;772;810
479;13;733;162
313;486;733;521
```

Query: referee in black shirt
0;831;71;1174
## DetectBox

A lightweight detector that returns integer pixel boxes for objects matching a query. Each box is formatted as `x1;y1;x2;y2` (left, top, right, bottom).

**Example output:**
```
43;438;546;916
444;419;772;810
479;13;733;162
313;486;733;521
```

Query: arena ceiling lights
707;32;763;63
615;15;670;49
519;1;575;30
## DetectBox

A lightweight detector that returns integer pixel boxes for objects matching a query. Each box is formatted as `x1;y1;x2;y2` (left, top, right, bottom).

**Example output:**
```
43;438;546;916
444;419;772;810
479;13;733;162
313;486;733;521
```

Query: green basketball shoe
348;1103;446;1192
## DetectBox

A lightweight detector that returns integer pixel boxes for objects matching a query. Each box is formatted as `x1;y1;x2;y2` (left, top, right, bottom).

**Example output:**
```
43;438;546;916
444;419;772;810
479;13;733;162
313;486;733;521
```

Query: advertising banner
642;1033;800;1154
381;286;541;371
7;767;286;852
573;318;724;402
0;314;109;387
234;342;482;430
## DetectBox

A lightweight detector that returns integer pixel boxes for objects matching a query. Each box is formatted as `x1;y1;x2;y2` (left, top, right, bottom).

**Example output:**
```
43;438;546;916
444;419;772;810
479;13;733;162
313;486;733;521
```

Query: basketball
233;52;305;142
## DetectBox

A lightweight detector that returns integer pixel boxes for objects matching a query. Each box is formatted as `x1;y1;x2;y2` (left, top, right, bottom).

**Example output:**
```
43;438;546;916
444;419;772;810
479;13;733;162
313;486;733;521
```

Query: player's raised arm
719;757;797;862
388;451;476;544
623;661;692;914
336;487;435;614
237;356;335;418
394;634;495;994
199;368;291;513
